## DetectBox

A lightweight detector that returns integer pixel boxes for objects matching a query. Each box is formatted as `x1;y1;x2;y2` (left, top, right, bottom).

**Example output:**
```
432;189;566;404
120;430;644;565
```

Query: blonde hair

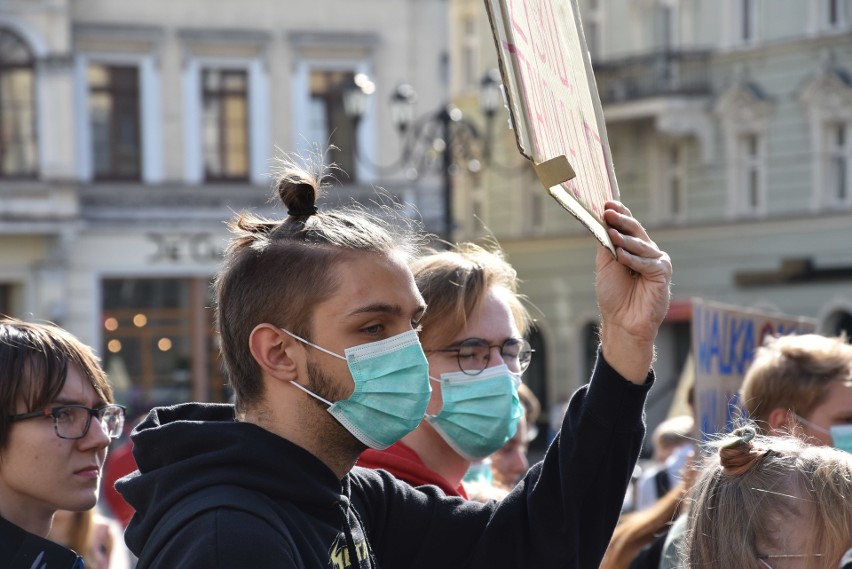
684;427;852;569
411;242;531;350
741;333;852;432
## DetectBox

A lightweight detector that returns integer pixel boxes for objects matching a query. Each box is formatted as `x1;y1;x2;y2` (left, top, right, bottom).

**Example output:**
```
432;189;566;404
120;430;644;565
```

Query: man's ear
249;323;300;381
766;407;794;436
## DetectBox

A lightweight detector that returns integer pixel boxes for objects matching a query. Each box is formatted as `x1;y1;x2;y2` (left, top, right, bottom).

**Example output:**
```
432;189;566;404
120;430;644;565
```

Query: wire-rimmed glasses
757;553;825;569
431;337;533;375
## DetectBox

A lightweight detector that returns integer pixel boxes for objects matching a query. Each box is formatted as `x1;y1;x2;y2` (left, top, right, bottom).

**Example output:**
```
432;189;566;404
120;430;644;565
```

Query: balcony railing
594;50;713;105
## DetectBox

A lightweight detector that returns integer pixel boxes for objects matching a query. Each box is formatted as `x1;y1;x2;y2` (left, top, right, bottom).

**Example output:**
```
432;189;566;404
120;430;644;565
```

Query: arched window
524;325;548;443
826;310;852;341
0;29;37;177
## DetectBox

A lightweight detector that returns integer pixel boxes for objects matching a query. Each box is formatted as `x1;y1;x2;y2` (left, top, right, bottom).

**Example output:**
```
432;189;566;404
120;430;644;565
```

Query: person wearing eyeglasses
356;243;533;498
0;317;125;568
684;426;852;569
115;155;671;569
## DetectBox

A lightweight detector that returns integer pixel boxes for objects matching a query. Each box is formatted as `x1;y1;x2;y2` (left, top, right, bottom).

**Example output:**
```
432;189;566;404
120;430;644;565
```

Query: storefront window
101;277;227;410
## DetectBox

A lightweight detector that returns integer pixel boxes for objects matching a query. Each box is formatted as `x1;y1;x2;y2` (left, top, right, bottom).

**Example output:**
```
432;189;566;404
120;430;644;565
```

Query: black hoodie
117;354;652;568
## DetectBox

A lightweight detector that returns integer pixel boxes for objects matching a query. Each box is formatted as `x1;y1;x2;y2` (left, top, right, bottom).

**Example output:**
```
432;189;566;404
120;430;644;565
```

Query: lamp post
344;70;504;241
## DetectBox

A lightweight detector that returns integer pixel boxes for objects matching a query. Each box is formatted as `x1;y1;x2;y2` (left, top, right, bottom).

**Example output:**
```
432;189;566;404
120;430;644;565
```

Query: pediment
799;67;852;116
714;82;774;124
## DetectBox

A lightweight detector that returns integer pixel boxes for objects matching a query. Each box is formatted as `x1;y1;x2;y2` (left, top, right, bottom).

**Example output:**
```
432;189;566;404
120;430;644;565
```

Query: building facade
0;0;449;410
450;0;852;431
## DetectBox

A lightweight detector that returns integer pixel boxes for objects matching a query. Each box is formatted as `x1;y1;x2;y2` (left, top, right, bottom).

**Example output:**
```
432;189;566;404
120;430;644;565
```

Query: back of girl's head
685;426;852;569
0;318;112;450
411;242;531;350
214;153;423;413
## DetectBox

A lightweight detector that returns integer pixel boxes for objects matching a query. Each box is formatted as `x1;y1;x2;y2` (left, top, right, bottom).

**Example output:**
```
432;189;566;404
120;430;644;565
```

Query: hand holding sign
597;201;672;383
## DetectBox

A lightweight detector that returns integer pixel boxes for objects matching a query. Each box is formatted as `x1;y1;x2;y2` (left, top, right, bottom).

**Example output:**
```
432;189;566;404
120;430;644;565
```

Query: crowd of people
0;151;850;568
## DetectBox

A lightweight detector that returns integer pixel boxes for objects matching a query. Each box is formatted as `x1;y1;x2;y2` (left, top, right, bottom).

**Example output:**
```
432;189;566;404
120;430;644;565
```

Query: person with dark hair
0;317;125;568
117;153;673;569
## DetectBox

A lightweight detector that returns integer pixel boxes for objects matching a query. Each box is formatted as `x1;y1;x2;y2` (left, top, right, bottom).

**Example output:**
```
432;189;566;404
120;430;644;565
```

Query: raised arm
596;201;672;383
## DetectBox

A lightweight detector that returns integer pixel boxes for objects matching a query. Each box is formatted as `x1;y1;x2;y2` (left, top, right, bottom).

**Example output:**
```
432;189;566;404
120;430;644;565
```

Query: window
739;133;763;213
662;144;686;220
655;4;675;52
732;0;759;45
101;277;226;406
583;0;603;61
0;283;10;316
826;122;850;204
524;326;548;448
529;192;543;230
828;310;852;339
308;70;357;181
0;29;37;177
202;68;249;181
714;82;773;218
824;0;846;29
461;16;478;89
89;64;141;180
741;0;756;42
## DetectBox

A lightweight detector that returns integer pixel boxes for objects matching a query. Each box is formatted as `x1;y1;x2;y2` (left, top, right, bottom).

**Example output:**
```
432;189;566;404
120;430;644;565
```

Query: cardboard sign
691;298;817;441
485;0;618;254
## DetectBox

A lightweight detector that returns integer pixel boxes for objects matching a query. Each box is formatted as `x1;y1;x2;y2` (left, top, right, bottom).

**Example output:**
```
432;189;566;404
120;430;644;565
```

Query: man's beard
304;355;368;455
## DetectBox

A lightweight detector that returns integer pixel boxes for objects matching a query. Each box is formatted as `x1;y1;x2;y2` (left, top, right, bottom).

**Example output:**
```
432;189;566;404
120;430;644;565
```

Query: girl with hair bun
684;426;852;569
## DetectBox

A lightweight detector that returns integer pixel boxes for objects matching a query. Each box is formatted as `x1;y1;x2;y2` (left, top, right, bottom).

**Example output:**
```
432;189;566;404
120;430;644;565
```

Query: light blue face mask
794;414;852;454
425;364;522;461
282;328;431;450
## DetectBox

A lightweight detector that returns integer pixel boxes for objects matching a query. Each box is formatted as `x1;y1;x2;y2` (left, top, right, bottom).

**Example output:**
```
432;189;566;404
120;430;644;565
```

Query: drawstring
335;495;376;568
336;496;363;568
349;504;377;568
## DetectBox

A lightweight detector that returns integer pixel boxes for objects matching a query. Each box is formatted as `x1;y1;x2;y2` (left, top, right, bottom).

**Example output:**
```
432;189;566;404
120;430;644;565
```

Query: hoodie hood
117;402;345;554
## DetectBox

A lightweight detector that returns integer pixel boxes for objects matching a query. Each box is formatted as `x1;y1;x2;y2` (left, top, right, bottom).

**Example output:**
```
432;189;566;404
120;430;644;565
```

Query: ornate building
0;0;449;409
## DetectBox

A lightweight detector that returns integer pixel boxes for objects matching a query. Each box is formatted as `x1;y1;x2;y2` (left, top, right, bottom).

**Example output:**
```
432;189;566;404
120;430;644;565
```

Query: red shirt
102;439;137;527
358;442;469;499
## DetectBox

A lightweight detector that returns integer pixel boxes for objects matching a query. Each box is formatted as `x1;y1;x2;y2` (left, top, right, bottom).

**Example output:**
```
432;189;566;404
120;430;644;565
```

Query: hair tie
287;206;318;217
719;427;769;476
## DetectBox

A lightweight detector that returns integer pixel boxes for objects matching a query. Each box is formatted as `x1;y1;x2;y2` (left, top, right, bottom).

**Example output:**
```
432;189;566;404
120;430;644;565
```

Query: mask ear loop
289;380;334;407
279;328;346;361
279;328;342;407
792;413;831;435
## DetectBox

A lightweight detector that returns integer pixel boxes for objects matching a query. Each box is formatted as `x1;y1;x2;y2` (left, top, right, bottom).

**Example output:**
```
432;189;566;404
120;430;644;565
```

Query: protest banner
484;0;617;254
691;298;817;441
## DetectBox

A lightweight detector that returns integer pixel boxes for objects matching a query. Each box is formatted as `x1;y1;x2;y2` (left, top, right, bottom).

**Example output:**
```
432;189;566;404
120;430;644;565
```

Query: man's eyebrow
346;302;428;321
346;303;404;318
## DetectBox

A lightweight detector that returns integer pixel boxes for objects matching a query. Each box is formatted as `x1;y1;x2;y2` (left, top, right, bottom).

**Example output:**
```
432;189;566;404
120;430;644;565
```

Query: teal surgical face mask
425;364;522;461
282;328;431;450
794;414;852;454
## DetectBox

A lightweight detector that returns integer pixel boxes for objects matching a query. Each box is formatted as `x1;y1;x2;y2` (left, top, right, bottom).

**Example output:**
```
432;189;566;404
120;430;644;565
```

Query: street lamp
344;70;505;241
